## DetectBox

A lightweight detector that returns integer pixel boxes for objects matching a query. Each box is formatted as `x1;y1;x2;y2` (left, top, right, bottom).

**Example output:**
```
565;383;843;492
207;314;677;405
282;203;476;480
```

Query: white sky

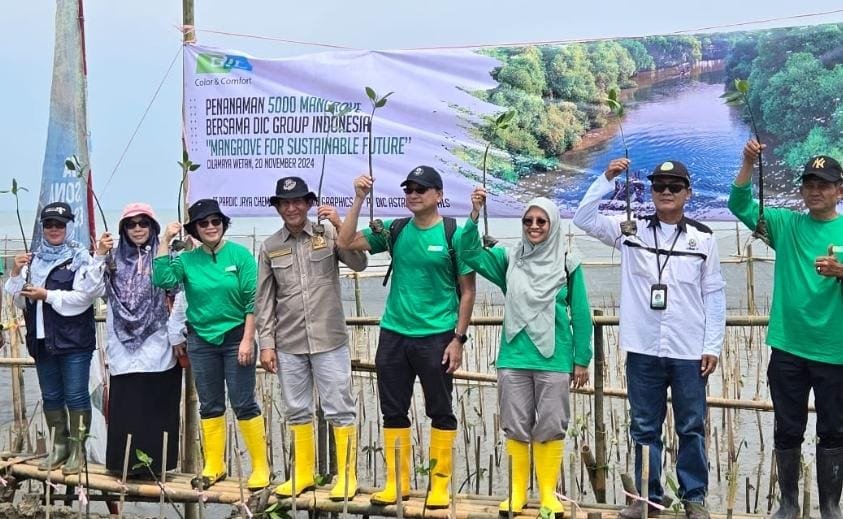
1;0;841;211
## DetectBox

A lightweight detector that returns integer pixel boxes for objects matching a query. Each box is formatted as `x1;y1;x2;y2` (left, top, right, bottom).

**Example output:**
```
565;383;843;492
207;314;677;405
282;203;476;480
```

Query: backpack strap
382;217;411;287
382;216;463;301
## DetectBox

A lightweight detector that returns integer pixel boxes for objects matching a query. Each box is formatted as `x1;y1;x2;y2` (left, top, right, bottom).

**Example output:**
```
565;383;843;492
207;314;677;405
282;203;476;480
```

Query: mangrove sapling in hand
605;88;637;236
313;102;354;244
479;110;515;248
173;151;201;251
364;86;393;235
66;155;117;270
0;178;33;286
721;79;769;245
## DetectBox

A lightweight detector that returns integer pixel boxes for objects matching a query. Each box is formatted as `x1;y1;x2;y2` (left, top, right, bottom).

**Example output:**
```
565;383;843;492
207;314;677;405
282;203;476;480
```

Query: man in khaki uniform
256;176;367;500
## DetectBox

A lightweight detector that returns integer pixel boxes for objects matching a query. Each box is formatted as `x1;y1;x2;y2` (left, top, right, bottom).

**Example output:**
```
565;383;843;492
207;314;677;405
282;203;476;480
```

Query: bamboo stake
801;462;811;519
343;433;351;519
641;446;649;519
160;430;169;519
507;454;513;519
119;433;132;519
395;443;403;519
46;425;54;519
451;445;457;519
291;428;297;517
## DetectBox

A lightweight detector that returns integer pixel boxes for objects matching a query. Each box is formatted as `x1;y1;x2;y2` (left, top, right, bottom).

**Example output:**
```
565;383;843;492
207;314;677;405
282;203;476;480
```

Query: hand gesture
604;158;631;181
96;232;114;256
163;222;182;241
11;253;32;277
317;205;342;229
353;175;373;199
742;139;765;165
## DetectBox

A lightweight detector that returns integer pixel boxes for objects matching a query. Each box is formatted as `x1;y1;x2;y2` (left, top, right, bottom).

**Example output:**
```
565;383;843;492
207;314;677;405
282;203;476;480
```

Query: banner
36;0;95;248
184;23;843;219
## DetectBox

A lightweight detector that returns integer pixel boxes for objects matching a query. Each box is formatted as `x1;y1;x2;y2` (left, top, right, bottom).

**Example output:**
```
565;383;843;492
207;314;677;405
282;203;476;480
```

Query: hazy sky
2;1;841;212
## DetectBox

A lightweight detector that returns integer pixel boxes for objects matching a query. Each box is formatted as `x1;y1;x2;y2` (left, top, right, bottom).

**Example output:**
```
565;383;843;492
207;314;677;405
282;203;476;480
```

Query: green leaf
375;98;388;108
12;178;18;192
19;187;29;192
131;462;145;470
314;473;332;485
65;159;76;171
365;87;377;101
607;88;619;102
381;91;394;101
326;103;336;114
189;164;201;171
735;79;749;93
135;448;153;466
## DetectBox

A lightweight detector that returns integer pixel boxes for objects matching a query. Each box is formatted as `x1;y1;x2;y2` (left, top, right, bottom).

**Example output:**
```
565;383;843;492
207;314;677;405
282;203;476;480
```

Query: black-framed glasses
522;217;548;227
651;182;686;194
403;186;432;195
43;220;67;230
197;217;223;229
124;219;151;230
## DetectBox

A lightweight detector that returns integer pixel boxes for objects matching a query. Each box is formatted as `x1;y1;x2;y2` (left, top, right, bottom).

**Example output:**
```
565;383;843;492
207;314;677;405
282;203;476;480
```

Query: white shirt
86;255;184;376
5;263;104;339
573;173;726;359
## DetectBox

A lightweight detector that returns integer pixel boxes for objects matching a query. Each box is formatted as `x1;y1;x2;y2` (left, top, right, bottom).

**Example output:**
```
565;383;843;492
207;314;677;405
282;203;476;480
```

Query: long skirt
105;365;182;475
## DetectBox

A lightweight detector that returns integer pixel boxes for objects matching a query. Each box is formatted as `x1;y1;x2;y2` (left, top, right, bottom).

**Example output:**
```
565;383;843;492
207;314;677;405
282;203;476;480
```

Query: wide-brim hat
40;202;75;224
184;198;230;236
647;160;691;185
269;176;317;206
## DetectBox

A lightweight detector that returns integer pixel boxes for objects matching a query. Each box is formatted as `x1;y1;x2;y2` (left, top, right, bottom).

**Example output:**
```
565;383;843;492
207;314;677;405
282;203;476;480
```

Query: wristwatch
454;332;468;344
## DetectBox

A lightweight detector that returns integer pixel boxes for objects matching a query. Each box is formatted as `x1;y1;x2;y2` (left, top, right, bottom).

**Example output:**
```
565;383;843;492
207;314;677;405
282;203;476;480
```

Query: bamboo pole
592;310;607;503
641;446;649;519
119;433;132;519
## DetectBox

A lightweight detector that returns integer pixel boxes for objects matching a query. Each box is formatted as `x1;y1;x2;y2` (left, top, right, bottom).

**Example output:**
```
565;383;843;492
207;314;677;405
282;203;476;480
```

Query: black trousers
375;328;457;430
768;348;843;449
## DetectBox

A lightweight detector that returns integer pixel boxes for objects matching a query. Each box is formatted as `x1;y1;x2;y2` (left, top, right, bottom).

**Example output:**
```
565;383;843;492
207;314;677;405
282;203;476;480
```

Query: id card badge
650;283;668;310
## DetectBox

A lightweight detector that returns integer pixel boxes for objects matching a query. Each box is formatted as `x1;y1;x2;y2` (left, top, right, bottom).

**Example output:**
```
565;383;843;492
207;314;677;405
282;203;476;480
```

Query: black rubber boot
62;410;91;476
818;446;843;519
38;409;69;471
772;448;801;519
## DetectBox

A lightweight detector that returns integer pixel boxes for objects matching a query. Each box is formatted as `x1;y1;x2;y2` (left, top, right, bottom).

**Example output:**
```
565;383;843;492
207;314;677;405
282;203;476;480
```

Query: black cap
40;202;75;224
269;177;317;206
184;198;230;238
800;155;843;183
400;165;443;190
647;160;691;185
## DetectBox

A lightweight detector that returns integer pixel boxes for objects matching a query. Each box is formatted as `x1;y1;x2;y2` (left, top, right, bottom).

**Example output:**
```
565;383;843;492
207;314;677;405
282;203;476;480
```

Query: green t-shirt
729;183;843;364
152;241;257;345
363;218;472;337
456;217;593;372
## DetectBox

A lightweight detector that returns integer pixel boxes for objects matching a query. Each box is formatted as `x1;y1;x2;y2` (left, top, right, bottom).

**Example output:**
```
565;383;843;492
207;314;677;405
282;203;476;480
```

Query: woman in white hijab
458;188;592;516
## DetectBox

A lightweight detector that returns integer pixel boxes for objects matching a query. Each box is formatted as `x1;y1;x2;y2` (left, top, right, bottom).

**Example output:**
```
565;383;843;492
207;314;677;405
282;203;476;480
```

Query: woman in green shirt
153;199;269;491
461;188;592;516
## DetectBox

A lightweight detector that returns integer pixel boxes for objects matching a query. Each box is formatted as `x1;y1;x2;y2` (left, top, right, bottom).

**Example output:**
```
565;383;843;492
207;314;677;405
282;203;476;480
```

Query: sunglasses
651;182;687;194
403;185;432;195
124;219;151;230
197;217;223;229
43;220;67;230
522;217;548;227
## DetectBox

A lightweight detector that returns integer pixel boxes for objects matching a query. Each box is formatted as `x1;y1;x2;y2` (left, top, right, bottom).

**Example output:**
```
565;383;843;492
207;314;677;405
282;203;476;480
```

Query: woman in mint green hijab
458;187;592;517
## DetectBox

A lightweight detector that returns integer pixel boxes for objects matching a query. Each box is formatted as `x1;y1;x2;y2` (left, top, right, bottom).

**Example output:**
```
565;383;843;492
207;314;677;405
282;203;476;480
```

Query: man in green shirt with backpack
337;165;476;508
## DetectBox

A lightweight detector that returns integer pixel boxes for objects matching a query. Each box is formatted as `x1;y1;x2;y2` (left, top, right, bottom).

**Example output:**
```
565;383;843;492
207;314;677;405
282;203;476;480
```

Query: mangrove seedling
1;179;34;286
364;86;393;235
480;110;515;248
606;88;637;236
314;102;354;240
133;449;185;519
721;79;769;244
173;151;201;251
66;155;117;270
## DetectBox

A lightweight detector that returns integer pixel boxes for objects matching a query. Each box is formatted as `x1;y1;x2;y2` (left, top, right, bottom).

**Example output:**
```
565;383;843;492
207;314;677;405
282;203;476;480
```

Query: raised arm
573;158;629;248
335;175;373;251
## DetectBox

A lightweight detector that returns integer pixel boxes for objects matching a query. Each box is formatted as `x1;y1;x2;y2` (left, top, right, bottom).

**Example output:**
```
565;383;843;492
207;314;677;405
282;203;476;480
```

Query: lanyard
652;225;682;283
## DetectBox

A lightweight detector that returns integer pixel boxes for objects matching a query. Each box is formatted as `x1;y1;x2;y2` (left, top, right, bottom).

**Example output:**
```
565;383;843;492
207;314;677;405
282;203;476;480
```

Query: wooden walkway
0;456;767;519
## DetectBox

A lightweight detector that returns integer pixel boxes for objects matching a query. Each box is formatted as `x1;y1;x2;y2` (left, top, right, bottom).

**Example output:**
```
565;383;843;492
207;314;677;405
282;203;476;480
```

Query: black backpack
382;216;461;299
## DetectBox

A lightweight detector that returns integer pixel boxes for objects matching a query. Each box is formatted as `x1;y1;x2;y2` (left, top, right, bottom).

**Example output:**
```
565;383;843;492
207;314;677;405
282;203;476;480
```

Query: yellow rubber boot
534;440;565;516
238;415;271;490
329;424;358;501
370;427;411;505
192;416;227;488
499;439;530;514
426;427;457;509
275;422;316;497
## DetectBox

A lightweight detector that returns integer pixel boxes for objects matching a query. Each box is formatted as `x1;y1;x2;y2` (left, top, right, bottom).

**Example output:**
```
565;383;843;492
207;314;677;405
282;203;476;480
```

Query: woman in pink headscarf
92;203;186;477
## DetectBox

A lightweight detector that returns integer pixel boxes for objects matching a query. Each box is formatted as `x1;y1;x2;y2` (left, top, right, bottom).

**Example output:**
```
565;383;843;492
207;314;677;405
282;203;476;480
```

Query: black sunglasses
403;185;432;195
197;217;223;229
522;217;548;227
651;182;687;194
43;220;67;230
124;219;151;230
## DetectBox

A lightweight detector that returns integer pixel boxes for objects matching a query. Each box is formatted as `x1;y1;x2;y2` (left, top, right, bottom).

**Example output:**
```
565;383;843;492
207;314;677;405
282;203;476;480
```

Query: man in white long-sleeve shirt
573;158;726;519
